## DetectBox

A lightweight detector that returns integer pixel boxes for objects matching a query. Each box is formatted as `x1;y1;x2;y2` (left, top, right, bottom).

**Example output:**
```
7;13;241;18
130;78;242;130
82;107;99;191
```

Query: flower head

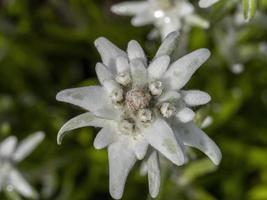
56;32;221;199
111;0;218;39
0;131;45;198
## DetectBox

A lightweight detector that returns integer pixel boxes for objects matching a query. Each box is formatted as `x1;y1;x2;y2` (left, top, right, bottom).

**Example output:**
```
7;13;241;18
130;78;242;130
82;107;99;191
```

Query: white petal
155;31;179;59
144;119;185;166
176;108;195;123
201;116;213;129
185;14;210;29
0;173;3;189
9;168;38;198
148;55;170;80
147;151;160;198
57;112;111;145
176;122;222;165
94;37;127;74
175;1;194;16
93;127;117;150
160;19;182;40
130;58;147;88
0;172;4;189
111;1;149;16
116;56;130;73
0;162;13;190
140;161;148;176
132;135;149;160
96;63;114;85
199;0;219;8
13;131;44;162
108;137;137;199
182;90;211;106
127;40;147;63
56;86;118;119
148;28;160;40
131;11;154;26
0;136;17;158
102;80;120;94
158;91;181;103
163;49;211;90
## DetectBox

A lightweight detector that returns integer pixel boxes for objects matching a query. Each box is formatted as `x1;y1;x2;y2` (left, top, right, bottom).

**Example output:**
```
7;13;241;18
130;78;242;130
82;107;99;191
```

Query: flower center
149;81;163;96
125;89;151;112
112;73;177;136
138;109;152;123
160;102;176;118
119;119;134;135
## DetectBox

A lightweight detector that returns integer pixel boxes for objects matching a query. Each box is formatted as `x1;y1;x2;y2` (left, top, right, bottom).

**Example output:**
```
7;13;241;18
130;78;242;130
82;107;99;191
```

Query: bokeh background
1;0;267;199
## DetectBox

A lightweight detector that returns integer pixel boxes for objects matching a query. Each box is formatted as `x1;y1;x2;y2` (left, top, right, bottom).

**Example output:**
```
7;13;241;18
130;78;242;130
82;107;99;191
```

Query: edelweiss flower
215;4;256;75
0;131;45;198
56;32;221;199
111;0;218;39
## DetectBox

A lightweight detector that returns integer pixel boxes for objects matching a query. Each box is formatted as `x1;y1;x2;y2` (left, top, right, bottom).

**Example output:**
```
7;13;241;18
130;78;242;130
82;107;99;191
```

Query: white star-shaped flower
111;0;218;39
56;32;221;199
215;5;251;74
0;131;45;198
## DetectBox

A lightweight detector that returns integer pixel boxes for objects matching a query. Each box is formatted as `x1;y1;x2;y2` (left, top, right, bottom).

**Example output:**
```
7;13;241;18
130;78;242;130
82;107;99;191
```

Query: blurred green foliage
0;0;267;199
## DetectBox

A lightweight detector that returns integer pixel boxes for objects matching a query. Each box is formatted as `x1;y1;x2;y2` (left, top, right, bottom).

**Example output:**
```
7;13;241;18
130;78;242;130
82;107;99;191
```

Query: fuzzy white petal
148;55;170;80
175;1;194;16
127;40;147;63
163;49;210;90
160;19;182;40
96;63;114;85
158;91;181;103
9;168;38;199
57;112;111;145
185;14;210;29
111;1;149;16
116;56;130;73
176;122;222;165
148;28;160;40
108;137;137;199
155;31;179;58
102;80;120;94
176;108;195;123
144;119;185;166
131;11;154;26
56;86;118;119
0;136;17;158
13;132;44;162
182;90;211;106
94;37;127;74
147;151;160;198
132;135;149;160
201;116;213;129
199;0;219;8
130;58;148;88
94;127;117;150
140;161;148;176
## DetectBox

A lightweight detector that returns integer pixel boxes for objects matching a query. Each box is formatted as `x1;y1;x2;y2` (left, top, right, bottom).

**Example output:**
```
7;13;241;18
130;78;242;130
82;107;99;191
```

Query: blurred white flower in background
0;131;45;199
199;0;219;8
56;32;221;199
214;4;267;74
111;0;218;39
